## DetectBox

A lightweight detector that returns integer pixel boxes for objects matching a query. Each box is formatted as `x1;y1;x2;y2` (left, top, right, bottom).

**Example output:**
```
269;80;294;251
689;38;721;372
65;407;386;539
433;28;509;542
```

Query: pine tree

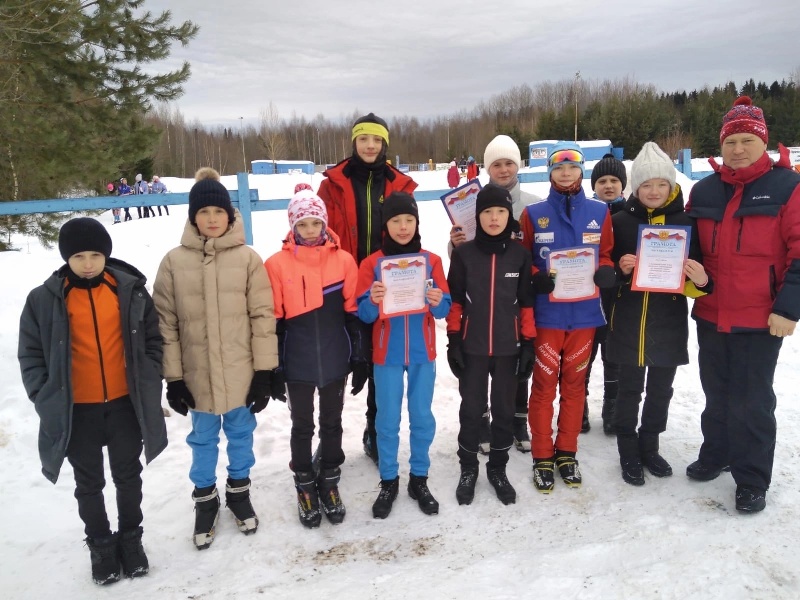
0;0;197;249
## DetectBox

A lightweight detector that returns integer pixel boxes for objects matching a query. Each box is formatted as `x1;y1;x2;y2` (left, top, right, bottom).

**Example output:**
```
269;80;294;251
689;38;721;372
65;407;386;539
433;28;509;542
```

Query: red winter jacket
686;145;800;332
317;160;417;264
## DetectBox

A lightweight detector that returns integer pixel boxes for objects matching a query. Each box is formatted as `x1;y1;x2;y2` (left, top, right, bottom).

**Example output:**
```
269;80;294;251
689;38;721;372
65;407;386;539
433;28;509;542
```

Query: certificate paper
631;225;691;293
441;180;482;242
546;246;599;302
378;253;428;318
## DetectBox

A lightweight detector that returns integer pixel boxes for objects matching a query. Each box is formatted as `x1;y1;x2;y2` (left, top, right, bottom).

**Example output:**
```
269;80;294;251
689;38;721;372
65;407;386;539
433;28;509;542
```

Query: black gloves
271;368;287;402
447;333;466;379
166;379;195;416
517;339;535;381
350;361;371;395
531;271;556;295
245;370;272;413
593;265;617;289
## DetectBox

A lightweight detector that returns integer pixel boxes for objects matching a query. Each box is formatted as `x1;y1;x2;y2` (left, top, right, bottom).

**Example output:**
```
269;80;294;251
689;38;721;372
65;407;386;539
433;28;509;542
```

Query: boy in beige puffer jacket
153;168;282;550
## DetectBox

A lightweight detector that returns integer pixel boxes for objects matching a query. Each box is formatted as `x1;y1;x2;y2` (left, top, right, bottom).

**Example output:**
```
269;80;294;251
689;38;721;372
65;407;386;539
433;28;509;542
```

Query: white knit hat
483;135;521;170
630;142;676;194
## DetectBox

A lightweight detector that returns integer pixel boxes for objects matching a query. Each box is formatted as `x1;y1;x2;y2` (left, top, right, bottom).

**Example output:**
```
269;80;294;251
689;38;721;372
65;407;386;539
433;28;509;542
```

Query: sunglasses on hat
548;149;584;167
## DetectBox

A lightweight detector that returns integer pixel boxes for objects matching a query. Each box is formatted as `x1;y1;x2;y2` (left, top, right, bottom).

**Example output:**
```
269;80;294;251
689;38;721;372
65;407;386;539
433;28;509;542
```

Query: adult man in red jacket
686;96;800;513
317;113;417;466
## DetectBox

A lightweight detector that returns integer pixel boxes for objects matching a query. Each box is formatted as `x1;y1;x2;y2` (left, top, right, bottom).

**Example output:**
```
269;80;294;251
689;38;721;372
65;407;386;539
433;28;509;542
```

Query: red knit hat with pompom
719;96;768;145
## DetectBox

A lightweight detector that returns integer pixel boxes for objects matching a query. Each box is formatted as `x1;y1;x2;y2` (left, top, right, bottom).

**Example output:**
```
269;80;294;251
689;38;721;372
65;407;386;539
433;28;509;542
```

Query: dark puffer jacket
18;258;167;483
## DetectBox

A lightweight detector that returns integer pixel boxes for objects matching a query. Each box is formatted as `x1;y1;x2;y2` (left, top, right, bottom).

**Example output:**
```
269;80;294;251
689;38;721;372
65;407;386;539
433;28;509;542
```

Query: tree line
148;71;800;180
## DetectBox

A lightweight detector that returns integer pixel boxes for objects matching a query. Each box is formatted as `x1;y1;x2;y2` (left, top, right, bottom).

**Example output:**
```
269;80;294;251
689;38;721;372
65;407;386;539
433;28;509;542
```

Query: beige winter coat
153;211;278;414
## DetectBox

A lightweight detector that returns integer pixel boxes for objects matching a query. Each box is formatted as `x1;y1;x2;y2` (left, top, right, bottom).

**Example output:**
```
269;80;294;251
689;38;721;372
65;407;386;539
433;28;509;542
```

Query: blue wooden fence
0;173;463;245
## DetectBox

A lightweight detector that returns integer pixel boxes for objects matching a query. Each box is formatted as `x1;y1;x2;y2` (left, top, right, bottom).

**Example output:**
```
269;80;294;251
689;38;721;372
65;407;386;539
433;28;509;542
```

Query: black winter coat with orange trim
18;258;167;483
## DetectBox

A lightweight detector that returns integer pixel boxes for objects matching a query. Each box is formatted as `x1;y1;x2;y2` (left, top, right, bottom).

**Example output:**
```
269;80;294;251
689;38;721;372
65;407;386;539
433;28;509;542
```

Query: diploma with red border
378;253;428;318
631;225;691;294
440;180;482;242
546;245;599;302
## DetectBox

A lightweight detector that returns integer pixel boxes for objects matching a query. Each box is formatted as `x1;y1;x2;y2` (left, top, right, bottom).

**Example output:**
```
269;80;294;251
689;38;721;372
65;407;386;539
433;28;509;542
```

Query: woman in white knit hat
449;134;541;455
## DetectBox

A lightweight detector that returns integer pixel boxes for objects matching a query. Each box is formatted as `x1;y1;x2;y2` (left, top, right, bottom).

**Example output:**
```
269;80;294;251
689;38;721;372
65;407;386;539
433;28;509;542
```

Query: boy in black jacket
18;218;167;585
446;184;536;506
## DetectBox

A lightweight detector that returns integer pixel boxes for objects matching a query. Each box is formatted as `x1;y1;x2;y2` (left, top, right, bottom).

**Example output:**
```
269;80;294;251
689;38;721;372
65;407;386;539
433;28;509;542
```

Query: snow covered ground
2;168;799;599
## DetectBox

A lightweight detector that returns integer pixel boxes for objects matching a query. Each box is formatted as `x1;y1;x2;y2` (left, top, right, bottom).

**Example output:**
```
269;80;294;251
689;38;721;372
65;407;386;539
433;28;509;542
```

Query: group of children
18;111;715;586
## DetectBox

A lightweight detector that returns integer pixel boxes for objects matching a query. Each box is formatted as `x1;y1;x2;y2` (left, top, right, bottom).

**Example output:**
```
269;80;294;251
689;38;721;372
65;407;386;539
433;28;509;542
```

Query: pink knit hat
287;183;328;230
720;96;768;145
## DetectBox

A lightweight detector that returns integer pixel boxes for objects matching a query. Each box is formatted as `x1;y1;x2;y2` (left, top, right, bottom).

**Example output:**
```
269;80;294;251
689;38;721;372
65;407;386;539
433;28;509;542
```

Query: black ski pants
457;354;517;469
696;324;782;491
65;397;144;539
287;379;346;473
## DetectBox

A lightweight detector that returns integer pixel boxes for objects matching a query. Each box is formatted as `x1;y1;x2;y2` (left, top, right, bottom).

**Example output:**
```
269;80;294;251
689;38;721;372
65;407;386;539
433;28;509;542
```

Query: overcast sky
144;0;800;129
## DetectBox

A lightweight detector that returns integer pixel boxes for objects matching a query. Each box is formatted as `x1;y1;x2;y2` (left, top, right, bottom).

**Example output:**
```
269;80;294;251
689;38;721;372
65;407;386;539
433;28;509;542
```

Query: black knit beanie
382;191;419;225
188;178;235;225
59;217;112;261
590;153;627;190
475;182;513;216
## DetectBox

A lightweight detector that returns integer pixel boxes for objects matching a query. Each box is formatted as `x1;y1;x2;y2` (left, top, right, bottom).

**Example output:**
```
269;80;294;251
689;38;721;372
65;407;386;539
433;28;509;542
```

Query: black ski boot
372;477;399;519
86;532;121;585
408;474;439;515
513;413;531;453
456;465;479;505
620;457;645;486
555;450;582;488
601;397;616;435
226;477;259;534
735;485;766;513
294;471;322;528
581;399;591;433
532;456;556;493
317;467;346;525
640;433;672;477
192;485;220;550
486;464;516;505
118;526;149;578
478;411;491;455
362;428;379;466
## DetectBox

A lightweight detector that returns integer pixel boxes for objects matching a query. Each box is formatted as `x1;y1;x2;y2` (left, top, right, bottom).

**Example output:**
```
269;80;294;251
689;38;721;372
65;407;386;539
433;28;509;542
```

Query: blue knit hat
547;141;585;177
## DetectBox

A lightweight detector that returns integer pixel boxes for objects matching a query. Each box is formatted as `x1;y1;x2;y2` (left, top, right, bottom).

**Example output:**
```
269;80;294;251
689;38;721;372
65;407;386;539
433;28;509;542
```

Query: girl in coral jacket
446;183;536;507
265;184;365;529
356;192;451;520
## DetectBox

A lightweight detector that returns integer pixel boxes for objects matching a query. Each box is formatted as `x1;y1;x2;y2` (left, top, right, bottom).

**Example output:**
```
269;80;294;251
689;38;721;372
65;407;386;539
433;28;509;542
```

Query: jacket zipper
88;288;110;401
736;219;743;252
302;276;307;307
404;315;410;365
711;222;718;254
366;172;373;256
638;291;649;367
488;255;496;356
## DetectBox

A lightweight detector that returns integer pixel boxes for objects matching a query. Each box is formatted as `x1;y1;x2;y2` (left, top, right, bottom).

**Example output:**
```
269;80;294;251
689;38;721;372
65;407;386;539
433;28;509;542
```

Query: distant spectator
118;177;133;222
151;176;169;216
466;156;479;181
107;183;121;224
447;161;460;188
134;174;154;218
459;157;467;175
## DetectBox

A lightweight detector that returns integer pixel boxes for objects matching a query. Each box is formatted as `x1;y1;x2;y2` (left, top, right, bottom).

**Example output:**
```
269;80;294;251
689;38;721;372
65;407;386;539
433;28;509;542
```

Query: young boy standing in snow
582;153;628;434
357;192;451;519
520;141;616;493
153;168;281;549
607;142;710;486
265;184;366;528
318;112;418;468
18;217;167;585
447;183;536;506
449;134;541;454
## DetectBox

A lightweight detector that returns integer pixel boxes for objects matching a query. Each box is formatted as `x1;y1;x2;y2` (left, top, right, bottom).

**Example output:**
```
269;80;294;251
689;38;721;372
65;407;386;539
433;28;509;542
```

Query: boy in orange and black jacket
18;218;167;586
